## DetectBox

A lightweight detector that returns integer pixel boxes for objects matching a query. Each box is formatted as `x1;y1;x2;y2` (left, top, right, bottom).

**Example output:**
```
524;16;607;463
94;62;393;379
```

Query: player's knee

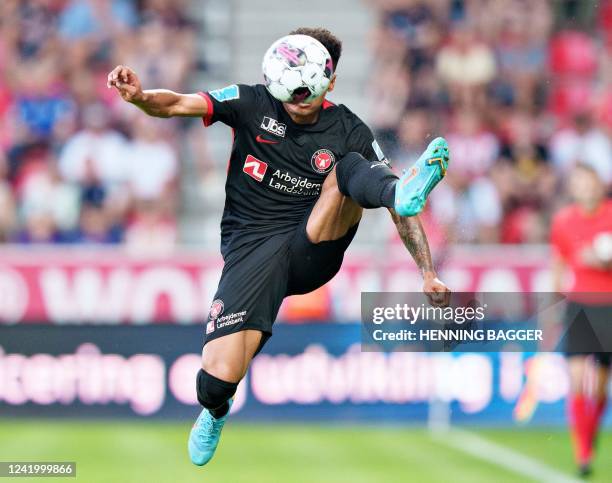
202;357;244;383
196;368;238;410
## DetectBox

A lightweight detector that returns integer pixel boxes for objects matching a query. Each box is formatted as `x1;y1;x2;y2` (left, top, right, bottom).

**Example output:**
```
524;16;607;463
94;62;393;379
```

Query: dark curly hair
289;27;342;71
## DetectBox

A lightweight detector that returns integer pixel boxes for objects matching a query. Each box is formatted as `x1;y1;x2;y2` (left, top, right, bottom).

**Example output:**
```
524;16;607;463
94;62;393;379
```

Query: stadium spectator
58;103;127;189
436;23;497;107
65;200;123;244
19;157;80;234
125;200;177;254
446;109;499;179
125;116;177;203
391;110;433;167
549;113;612;185
0;153;15;242
58;0;138;42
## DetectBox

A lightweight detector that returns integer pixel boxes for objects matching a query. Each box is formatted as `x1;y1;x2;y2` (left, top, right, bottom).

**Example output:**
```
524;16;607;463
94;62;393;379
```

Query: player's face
283;75;336;124
569;167;605;209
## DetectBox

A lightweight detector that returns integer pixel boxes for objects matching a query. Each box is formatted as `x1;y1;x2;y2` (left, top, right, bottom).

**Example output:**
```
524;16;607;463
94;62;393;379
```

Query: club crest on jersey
209;299;224;320
311;149;335;174
261;116;286;137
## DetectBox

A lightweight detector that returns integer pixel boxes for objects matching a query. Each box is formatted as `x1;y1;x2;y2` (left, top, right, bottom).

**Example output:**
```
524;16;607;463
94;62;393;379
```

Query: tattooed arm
389;208;450;306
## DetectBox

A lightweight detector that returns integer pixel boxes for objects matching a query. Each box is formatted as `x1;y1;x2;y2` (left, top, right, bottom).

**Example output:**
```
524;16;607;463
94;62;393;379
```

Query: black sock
210;402;231;419
196;369;238;419
336;152;398;209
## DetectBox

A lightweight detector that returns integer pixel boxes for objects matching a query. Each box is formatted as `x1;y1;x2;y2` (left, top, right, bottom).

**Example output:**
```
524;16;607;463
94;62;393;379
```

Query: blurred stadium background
0;0;611;481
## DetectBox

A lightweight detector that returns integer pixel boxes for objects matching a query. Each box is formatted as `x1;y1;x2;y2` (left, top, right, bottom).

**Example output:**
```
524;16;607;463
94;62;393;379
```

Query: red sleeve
197;92;214;127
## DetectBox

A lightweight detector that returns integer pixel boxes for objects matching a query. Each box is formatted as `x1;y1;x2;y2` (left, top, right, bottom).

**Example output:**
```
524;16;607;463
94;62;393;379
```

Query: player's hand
422;271;451;307
107;65;144;103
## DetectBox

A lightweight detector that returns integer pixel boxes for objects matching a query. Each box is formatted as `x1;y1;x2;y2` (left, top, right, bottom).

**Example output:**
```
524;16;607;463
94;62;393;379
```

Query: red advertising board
0;246;549;324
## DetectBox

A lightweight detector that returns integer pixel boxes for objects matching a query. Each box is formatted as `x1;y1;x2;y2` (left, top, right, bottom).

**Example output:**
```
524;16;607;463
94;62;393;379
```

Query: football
262;34;334;103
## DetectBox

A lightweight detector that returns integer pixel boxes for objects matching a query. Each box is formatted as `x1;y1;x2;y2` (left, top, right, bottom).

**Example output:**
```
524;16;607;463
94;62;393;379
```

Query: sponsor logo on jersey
261;116;286;137
256;134;279;144
311;149;335;174
209;84;239;102
243;155;268;182
268;169;321;196
206;320;215;334
209;299;224;320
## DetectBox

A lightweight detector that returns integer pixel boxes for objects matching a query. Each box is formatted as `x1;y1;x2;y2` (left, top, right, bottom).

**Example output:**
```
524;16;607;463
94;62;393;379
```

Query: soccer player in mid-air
108;27;451;466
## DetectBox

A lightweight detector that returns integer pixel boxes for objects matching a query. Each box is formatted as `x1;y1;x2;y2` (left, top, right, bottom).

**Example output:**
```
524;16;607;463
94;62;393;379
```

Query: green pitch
1;420;610;483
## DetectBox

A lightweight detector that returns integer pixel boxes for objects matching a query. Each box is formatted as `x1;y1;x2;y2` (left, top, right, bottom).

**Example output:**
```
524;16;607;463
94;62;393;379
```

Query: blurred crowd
1;0;611;250
368;0;612;246
0;0;199;251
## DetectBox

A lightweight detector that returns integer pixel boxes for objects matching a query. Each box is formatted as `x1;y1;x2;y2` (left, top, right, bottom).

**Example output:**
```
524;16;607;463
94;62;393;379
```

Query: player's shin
335;152;398;209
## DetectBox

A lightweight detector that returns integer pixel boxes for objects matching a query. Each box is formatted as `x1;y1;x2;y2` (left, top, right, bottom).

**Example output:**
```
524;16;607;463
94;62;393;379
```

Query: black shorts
203;212;358;350
564;301;612;367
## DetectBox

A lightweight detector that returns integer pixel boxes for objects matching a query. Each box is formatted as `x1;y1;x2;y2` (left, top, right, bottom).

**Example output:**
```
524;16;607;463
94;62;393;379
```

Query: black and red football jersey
198;84;387;256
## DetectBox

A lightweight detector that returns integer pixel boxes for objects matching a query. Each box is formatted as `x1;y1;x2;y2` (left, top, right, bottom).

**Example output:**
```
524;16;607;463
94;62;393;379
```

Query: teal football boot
394;137;449;216
188;399;233;466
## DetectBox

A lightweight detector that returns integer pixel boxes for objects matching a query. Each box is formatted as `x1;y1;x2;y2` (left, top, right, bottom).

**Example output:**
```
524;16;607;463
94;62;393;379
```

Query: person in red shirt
550;163;612;477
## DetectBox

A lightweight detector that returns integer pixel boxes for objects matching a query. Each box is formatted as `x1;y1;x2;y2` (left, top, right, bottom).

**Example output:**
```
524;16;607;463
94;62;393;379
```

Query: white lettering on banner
41;268;131;323
0;268;28;323
168;354;201;404
40;268;207;324
0;344;165;414
0;249;549;324
130;268;198;324
250;344;496;413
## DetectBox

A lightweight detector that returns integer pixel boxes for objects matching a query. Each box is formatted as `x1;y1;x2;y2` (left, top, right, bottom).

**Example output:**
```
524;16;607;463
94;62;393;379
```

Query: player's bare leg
188;330;262;466
306;166;362;243
202;329;263;382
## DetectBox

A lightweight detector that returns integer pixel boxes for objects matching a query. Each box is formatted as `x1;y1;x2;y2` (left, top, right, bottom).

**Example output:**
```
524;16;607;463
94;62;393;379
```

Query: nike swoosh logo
370;162;387;169
256;134;279;144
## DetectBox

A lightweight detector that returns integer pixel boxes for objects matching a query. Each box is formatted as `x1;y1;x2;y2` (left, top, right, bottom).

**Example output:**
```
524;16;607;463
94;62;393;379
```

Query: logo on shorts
311;149;335;174
243;155;268;182
209;299;224;320
206;320;215;334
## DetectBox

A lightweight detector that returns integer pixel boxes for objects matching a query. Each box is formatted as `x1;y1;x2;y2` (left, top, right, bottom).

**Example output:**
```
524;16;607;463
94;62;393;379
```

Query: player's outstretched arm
107;65;207;118
388;208;450;307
